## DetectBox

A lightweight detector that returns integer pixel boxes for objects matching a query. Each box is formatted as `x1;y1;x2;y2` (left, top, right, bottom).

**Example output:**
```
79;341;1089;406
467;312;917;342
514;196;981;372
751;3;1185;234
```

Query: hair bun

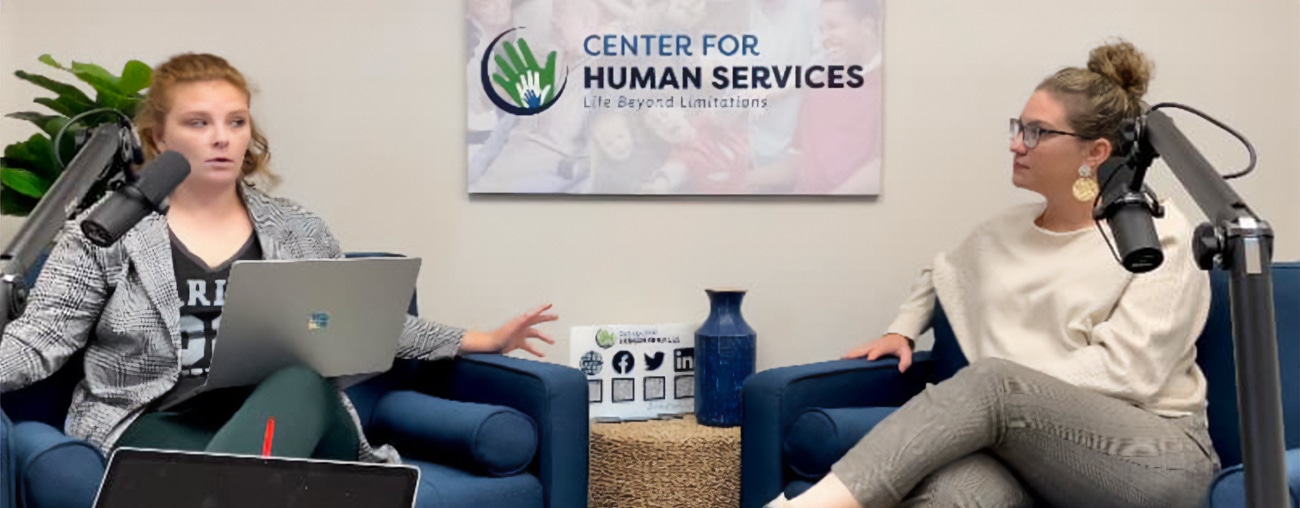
1087;41;1153;100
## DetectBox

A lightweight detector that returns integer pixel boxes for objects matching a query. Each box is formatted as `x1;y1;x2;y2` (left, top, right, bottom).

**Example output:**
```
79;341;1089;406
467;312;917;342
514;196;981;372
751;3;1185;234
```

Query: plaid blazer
0;185;463;462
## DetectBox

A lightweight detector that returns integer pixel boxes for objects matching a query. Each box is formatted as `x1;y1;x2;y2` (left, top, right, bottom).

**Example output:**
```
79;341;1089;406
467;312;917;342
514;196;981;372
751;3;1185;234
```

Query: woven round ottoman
589;415;742;507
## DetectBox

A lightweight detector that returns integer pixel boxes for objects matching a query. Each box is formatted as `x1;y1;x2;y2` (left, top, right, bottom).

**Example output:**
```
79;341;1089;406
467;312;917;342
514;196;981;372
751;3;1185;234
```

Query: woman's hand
843;333;914;372
459;304;558;357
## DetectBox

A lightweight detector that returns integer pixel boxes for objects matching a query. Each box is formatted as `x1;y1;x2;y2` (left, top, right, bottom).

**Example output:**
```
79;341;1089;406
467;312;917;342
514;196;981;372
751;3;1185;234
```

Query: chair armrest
370;390;539;477
740;353;932;508
413;354;588;508
11;421;104;508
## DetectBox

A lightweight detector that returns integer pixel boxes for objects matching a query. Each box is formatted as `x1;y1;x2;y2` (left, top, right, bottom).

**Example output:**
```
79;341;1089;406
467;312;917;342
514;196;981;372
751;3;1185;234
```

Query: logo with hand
595;329;616;349
480;28;568;116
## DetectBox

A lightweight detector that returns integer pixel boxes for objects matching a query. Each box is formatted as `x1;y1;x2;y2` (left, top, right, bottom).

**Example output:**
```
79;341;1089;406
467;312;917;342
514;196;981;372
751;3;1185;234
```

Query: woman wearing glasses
769;40;1218;508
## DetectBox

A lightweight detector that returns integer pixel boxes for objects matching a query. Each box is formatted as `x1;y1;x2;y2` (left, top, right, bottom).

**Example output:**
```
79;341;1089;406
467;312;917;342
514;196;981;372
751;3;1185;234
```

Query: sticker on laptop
308;312;330;331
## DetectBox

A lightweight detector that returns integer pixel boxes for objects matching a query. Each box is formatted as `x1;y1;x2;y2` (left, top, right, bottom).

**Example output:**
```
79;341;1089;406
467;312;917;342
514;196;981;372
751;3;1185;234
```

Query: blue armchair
740;262;1300;508
0;252;589;508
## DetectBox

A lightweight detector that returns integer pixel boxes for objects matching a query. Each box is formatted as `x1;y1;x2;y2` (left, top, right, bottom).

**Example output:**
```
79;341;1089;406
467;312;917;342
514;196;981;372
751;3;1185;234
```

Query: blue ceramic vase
694;288;756;427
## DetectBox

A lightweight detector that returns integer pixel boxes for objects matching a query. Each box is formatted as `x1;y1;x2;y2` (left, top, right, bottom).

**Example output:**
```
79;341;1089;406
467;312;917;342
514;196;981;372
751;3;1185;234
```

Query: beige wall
2;0;1297;370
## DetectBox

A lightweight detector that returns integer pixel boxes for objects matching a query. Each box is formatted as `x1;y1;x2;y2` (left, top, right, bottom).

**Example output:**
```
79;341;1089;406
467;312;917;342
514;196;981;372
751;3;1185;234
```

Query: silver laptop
155;256;421;410
93;447;420;508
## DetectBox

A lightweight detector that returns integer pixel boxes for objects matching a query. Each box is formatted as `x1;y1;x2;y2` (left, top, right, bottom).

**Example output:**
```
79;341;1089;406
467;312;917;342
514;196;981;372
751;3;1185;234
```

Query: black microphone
80;151;190;247
1094;154;1164;273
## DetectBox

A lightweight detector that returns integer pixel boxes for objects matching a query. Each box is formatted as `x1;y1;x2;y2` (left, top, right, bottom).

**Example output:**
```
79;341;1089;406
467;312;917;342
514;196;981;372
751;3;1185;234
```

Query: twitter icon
644;352;665;371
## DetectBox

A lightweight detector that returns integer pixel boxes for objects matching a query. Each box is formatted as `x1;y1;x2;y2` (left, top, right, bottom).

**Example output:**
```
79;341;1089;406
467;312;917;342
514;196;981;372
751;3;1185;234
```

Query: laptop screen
94;448;419;508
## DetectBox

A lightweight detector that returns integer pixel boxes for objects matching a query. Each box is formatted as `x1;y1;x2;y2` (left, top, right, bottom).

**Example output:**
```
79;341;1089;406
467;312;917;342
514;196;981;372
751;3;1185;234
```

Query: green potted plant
0;55;152;216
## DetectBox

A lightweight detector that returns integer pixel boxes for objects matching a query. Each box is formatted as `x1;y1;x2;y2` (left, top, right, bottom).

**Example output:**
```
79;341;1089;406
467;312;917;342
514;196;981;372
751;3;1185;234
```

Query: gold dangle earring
1073;164;1099;202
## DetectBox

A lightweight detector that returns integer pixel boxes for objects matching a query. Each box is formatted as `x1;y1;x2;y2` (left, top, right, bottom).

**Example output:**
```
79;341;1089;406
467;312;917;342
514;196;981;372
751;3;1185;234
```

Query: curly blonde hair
134;53;277;187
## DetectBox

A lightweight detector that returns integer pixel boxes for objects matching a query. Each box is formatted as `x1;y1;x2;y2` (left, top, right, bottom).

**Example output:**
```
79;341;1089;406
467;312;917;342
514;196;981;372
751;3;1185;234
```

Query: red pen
262;417;276;457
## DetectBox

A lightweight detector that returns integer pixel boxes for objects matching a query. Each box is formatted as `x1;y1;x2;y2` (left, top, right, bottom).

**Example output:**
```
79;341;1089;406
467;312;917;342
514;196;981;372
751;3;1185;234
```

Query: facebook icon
613;350;635;374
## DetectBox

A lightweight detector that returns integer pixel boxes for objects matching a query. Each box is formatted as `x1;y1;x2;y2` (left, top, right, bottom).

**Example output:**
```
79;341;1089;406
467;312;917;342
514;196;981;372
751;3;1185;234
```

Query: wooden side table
589;415;742;508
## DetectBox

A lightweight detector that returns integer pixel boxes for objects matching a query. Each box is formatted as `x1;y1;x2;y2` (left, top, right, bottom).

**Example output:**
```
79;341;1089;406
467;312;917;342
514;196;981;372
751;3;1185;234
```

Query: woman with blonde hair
1;53;556;462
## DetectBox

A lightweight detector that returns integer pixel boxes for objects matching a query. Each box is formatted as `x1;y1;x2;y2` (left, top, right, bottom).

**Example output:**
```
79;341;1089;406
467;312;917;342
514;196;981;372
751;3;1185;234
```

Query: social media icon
644;352;665;371
674;348;695;372
613;350;635;374
580;351;603;376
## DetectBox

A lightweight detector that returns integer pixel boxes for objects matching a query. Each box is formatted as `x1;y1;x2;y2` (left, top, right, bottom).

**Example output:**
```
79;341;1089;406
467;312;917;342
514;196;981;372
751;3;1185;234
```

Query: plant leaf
4;125;86;169
38;94;112;118
70;61;121;96
94;89;126;111
1;184;40;216
117;97;143;118
4;139;36;165
3;135;60;180
43;117;70;140
38;54;67;70
33;97;76;117
117;60;152;95
22;135;59;179
1;166;52;198
5;111;47;121
6;112;70;138
54;129;82;169
14;70;95;108
71;61;119;81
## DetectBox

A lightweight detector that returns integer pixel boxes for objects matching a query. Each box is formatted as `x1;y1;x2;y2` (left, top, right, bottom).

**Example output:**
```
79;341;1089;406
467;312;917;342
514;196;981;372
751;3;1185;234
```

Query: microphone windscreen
135;151;191;202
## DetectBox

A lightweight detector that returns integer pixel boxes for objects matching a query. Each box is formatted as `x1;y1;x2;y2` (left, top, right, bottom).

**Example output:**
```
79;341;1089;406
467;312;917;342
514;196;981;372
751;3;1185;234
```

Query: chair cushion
408;459;543;508
1206;447;1300;508
783;406;896;481
11;421;104;508
372;390;538;477
929;301;970;383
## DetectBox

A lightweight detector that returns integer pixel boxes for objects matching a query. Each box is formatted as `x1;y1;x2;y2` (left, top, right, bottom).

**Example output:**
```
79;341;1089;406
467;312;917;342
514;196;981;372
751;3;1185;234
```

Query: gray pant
831;358;1219;508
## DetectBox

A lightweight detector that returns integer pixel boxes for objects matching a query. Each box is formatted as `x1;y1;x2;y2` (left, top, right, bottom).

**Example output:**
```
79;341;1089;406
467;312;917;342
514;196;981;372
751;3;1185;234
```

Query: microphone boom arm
0;123;130;335
1147;110;1255;224
1128;109;1286;506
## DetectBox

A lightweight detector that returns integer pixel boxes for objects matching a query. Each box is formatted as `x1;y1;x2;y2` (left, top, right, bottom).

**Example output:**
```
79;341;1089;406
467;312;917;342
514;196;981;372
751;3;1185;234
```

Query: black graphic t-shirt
172;229;262;377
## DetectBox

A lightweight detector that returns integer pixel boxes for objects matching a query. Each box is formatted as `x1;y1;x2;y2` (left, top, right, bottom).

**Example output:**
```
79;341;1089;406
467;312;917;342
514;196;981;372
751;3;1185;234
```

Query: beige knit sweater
886;200;1210;417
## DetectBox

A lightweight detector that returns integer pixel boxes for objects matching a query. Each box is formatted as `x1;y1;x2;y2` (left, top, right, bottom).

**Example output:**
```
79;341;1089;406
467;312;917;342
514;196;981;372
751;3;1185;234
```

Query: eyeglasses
1010;118;1085;148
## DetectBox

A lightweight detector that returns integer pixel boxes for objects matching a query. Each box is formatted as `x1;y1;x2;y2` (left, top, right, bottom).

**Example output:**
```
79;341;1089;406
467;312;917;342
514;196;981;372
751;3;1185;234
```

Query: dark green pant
117;365;359;460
